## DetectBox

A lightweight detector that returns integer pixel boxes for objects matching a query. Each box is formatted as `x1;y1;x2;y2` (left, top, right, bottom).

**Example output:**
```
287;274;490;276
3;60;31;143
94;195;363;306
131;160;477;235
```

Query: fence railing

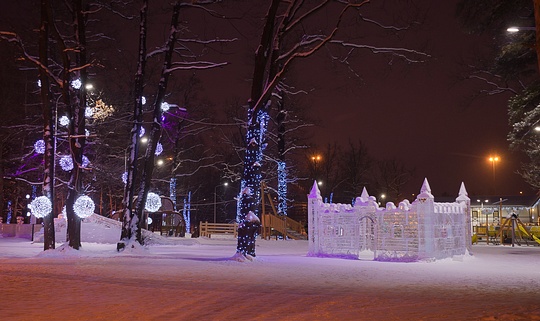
199;221;238;238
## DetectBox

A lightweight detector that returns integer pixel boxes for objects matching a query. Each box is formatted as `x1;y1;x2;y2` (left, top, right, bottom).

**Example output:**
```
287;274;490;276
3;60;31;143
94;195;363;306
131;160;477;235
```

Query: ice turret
416;178;434;200
308;180;322;201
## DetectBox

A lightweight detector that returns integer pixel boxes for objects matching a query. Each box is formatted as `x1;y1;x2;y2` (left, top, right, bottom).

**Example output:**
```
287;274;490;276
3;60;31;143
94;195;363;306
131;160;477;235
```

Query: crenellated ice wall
308;178;470;262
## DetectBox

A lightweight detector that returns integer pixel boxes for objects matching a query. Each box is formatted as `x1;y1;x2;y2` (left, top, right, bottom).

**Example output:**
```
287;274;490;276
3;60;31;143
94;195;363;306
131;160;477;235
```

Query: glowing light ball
141;96;146;105
30;196;52;218
34;140;46;154
147;217;153;225
121;172;128;184
37;79;41;87
59;155;74;171
145;192;161;212
74;195;95;218
155;142;163;156
71;79;82;89
139;127;145;137
85;107;93;118
81;155;90;168
59;116;70;127
161;102;170;111
85;129;90;137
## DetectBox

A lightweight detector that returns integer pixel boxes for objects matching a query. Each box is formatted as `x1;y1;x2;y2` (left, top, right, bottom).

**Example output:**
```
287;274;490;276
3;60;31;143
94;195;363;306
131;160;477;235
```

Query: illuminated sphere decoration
85;106;93;118
155;142;163;156
34;140;46;154
82;155;90;168
147;217;153;225
161;101;170;111
74;195;95;218
145;192;161;212
59;116;70;127
30;196;52;218
71;78;82;89
59;155;74;171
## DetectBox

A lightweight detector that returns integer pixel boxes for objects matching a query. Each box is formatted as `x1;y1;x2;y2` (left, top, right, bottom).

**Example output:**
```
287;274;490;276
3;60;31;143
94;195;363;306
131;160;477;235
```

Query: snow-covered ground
1;224;540;320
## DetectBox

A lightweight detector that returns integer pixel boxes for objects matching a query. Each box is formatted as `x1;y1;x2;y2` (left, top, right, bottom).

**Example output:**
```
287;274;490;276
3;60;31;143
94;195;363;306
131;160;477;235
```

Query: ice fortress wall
308;178;470;261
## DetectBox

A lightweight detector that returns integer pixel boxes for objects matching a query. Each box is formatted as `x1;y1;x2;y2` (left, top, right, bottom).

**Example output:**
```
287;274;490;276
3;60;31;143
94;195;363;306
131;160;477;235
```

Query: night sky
196;0;532;198
0;0;533;199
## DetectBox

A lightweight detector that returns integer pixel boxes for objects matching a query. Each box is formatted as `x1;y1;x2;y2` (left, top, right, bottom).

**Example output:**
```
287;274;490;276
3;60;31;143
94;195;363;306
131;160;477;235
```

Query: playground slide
517;225;540;245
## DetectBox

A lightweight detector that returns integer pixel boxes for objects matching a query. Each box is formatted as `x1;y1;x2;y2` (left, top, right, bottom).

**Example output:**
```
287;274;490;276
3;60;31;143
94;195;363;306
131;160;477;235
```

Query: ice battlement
307;178;470;262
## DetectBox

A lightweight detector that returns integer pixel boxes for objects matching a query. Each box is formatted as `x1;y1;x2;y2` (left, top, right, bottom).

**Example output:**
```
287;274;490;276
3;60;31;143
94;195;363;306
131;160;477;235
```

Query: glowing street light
507;26;536;33
488;155;500;194
214;182;229;223
380;194;386;205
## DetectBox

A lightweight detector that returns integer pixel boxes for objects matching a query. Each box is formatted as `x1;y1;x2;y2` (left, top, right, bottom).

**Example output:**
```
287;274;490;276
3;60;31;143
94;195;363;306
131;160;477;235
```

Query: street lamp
488;155;500;194
213;182;228;223
507;26;536;33
477;199;490;226
506;24;540;75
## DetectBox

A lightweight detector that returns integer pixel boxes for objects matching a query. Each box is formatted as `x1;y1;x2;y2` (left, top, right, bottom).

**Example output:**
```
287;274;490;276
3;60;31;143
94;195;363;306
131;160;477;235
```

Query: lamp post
310;154;321;180
488;155;500;194
213;182;228;223
506;23;540;74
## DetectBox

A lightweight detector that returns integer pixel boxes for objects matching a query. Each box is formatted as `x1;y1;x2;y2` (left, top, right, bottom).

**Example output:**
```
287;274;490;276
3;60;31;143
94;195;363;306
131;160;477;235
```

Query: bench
199;222;238;238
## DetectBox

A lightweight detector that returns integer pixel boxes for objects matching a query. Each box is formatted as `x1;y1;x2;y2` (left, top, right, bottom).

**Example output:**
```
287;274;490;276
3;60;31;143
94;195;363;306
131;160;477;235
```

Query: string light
141;96;146;105
145;192;161;212
34;140;45;154
30;196;52;218
155;142;163;156
186;191;192;234
277;161;288;216
122;172;128;184
139;127;145;137
74;195;95;218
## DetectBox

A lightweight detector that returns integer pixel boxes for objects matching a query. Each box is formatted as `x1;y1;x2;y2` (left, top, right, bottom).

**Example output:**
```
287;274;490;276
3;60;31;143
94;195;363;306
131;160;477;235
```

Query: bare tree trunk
133;1;182;244
120;1;180;248
0;141;4;223
118;0;148;250
39;0;55;250
534;0;540;74
63;0;89;250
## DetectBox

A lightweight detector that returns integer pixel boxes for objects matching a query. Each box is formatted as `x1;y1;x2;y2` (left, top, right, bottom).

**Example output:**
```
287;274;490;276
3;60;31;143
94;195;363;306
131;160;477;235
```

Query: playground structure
259;182;307;240
495;214;540;246
308;178;470;261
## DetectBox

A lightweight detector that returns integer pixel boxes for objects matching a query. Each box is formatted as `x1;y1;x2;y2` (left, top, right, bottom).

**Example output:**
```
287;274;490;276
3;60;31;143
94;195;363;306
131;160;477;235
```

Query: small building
467;195;539;229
